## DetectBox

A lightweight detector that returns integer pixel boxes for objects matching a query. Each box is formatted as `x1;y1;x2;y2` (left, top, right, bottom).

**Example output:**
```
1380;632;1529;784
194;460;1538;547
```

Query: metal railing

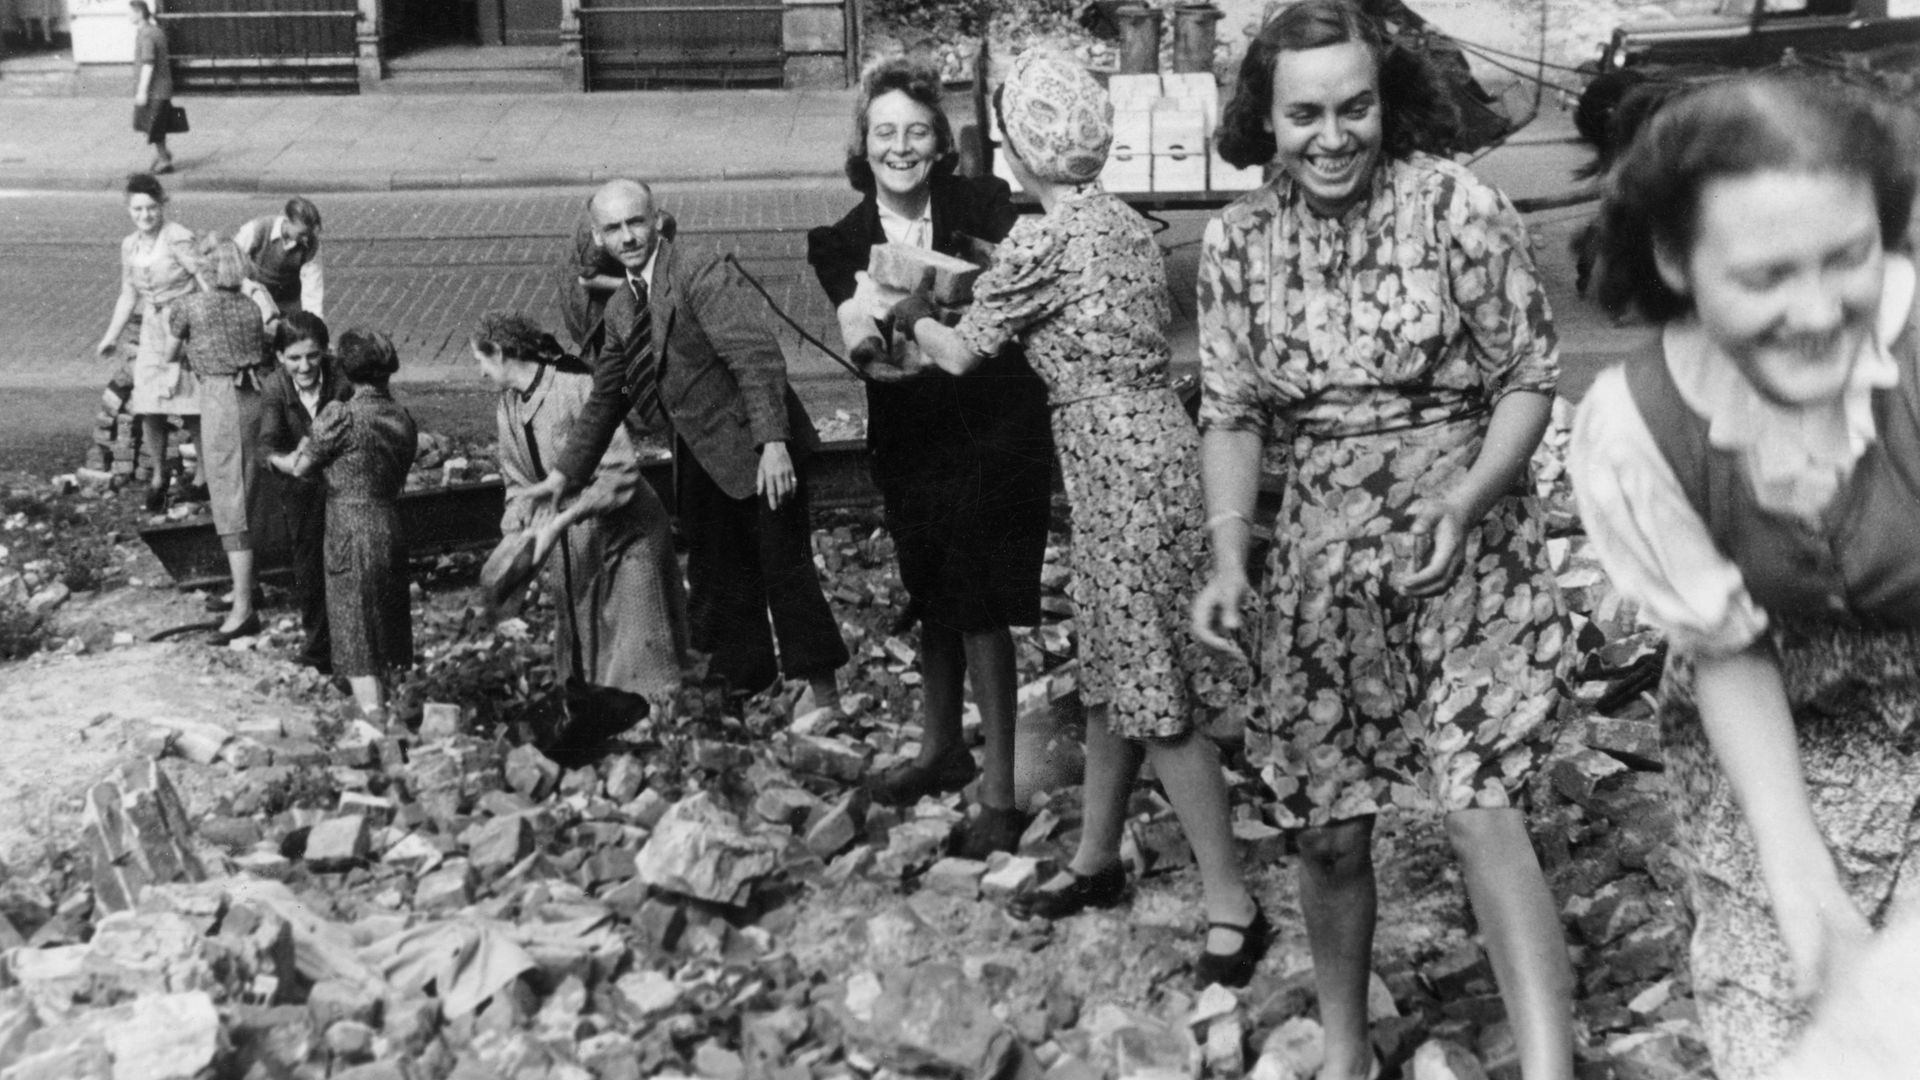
578;0;782;90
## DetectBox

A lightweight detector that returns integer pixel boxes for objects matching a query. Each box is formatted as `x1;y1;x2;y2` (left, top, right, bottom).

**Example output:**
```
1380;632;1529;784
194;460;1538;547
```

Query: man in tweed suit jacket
528;179;846;706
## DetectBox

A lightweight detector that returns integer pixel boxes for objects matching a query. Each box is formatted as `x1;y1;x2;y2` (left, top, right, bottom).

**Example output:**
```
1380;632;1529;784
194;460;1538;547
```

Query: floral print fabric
957;189;1239;738
1657;626;1920;1080
1197;154;1568;826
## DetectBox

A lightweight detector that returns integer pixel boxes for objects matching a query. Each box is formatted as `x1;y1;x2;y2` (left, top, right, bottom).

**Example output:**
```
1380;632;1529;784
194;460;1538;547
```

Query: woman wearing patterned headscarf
874;49;1263;988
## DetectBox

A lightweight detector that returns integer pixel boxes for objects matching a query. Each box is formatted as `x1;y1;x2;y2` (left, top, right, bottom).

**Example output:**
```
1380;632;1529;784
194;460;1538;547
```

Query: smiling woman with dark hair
806;55;1054;858
1191;0;1574;1074
1571;74;1920;1080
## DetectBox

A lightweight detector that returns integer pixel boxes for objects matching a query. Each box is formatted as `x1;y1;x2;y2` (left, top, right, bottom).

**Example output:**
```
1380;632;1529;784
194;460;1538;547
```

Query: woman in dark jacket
807;56;1054;857
257;312;348;673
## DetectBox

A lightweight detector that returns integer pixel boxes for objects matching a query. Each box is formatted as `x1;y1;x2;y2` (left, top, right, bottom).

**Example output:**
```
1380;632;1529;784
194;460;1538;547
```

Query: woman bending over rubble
1189;2;1575;1076
1569;74;1920;1079
475;311;688;729
864;49;1260;988
272;327;417;723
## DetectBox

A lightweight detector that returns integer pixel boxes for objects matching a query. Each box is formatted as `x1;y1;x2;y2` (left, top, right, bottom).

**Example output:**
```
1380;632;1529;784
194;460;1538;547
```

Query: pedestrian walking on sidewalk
95;171;203;515
807;55;1054;858
875;49;1261;988
476;311;688;724
524;179;848;710
258;312;348;674
235;197;326;324
1190;1;1575;1074
1570;75;1920;1080
129;1;176;175
168;233;275;642
272;328;417;723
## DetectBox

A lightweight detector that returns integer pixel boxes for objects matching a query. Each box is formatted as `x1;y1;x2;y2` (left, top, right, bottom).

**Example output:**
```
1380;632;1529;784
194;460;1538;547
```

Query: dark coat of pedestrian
129;1;174;173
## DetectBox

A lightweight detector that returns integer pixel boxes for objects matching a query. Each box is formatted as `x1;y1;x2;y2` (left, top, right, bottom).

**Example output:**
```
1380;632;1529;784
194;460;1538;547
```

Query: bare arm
1190;428;1266;655
1694;646;1870;1000
135;64;154;107
98;279;138;357
1396;388;1552;595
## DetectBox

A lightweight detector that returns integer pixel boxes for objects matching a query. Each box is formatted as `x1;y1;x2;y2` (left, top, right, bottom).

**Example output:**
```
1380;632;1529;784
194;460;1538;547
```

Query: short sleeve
1196;215;1271;436
307;400;352;470
954;216;1067;358
134;28;156;64
1568;366;1769;657
1442;173;1559;402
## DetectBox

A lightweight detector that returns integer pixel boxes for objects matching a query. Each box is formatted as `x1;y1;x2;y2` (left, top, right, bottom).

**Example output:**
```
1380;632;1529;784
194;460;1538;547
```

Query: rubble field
0;408;1710;1080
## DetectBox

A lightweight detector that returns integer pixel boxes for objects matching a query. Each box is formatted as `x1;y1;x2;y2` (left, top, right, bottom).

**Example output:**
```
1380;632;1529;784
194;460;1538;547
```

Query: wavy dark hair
125;171;167;204
475;310;591;375
335;327;400;387
844;55;959;195
1216;0;1458;170
1591;73;1918;322
275;311;330;354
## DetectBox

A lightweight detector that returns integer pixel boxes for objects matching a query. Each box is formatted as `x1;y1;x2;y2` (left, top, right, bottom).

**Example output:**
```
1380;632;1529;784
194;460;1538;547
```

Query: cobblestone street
0;182;871;388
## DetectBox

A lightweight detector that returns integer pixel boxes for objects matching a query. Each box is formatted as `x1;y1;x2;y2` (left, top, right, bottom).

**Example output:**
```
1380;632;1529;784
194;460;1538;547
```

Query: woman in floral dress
879;49;1262;988
1570;76;1920;1079
1189;2;1573;1075
274;328;417;722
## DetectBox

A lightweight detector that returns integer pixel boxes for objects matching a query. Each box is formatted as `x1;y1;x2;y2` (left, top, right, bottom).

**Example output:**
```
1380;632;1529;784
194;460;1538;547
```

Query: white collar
1664;253;1914;521
625;244;660;294
877;198;933;248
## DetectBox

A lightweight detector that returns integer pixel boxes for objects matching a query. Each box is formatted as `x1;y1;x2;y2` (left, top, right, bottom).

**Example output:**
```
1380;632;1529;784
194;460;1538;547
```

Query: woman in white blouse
1570;75;1920;1080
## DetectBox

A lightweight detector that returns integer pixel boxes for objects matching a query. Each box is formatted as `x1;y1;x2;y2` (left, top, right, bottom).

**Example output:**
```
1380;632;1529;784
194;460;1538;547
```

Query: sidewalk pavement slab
0;89;858;194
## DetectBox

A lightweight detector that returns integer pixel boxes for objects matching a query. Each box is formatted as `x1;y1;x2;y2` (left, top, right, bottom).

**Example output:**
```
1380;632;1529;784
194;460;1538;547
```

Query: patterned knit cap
998;49;1112;185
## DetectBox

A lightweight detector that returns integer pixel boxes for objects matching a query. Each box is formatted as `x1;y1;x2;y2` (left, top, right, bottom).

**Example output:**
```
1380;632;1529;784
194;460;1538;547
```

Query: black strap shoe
1007;861;1128;921
1194;904;1272;989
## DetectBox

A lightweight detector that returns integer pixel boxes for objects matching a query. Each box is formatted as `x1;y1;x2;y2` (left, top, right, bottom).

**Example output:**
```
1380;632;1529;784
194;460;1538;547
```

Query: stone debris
632;792;783;907
0;453;1720;1080
82;760;205;914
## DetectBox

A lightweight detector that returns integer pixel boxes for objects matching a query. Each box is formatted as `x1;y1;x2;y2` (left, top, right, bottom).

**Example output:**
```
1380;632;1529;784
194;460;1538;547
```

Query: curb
0;164;846;195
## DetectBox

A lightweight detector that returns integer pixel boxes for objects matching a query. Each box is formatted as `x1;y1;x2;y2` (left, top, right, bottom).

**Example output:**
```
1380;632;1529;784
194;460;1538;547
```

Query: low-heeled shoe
1007;861;1128;921
1194;904;1273;989
866;750;978;807
208;613;262;645
954;805;1025;860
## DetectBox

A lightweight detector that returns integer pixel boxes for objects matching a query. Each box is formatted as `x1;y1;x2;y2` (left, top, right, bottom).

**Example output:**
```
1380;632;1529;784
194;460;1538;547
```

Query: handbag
166;103;190;135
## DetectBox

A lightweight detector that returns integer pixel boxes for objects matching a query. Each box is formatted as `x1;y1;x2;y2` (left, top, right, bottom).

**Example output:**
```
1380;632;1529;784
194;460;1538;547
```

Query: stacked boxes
1103;73;1159;193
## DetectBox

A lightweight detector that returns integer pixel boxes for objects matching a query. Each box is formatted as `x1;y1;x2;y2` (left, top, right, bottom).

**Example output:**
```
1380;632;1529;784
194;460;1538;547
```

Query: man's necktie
620;277;666;429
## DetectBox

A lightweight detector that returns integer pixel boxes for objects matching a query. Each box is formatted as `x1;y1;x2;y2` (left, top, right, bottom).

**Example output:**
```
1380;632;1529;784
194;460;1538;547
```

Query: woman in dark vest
236;197;325;323
806;56;1054;857
1570;75;1920;1080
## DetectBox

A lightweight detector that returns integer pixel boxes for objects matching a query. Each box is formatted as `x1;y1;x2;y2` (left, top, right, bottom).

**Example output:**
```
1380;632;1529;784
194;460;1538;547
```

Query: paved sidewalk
0;84;1582;196
0;89;860;193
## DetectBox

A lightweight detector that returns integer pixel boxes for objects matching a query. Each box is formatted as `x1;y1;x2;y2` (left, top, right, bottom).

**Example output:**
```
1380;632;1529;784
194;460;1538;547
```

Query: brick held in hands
866;243;983;306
